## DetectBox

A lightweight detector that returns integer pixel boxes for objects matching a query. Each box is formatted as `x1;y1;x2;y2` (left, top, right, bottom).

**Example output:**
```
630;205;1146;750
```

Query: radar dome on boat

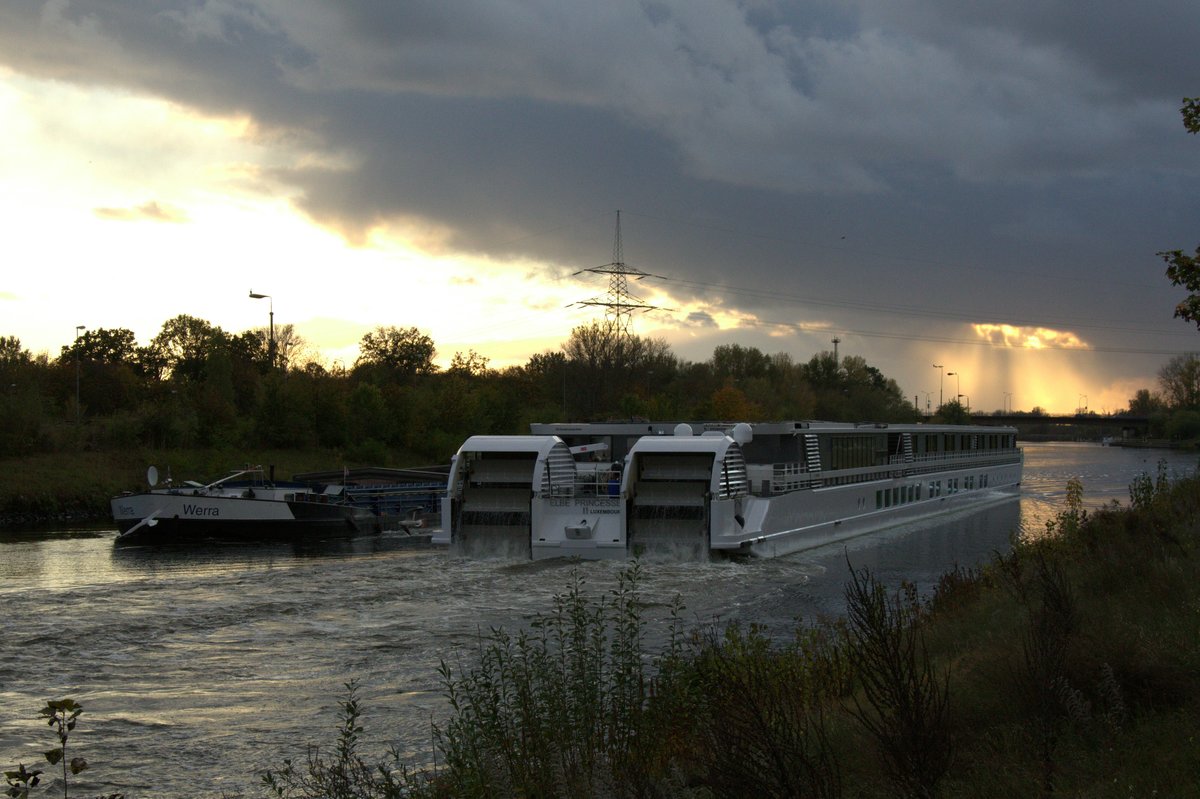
731;423;753;444
673;423;693;437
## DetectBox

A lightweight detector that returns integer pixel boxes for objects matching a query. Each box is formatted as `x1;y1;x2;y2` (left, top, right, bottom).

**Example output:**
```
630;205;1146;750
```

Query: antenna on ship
572;210;668;339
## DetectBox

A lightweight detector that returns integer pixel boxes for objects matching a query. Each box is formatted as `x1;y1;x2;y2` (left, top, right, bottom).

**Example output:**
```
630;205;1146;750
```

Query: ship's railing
756;447;1022;494
890;449;1023;470
542;468;623;498
769;462;822;492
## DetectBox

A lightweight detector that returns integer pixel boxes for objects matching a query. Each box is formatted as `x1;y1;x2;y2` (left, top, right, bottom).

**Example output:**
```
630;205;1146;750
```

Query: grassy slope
894;477;1200;797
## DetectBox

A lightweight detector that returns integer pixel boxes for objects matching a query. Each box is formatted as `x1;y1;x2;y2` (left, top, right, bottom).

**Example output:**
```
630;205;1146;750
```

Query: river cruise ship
434;420;1023;559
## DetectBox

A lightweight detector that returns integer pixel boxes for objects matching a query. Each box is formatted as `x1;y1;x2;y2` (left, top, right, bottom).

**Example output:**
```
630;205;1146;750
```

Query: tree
54;328;145;416
803;351;841;391
145;314;228;383
1127;388;1166;415
1158;246;1200;329
709;344;770;382
711;381;758;420
934;399;970;425
1158;353;1200;410
273;323;306;371
1158;98;1200;328
1182;96;1200;134
449;349;491;377
0;337;46;456
355;326;437;381
58;328;138;365
0;336;31;370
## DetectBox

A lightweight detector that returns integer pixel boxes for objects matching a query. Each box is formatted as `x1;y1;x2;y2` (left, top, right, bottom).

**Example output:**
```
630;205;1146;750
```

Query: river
0;442;1194;797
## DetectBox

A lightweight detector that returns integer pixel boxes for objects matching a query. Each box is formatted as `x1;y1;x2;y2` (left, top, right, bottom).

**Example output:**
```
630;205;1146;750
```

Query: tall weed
841;566;951;799
683;622;843;799
432;564;682;798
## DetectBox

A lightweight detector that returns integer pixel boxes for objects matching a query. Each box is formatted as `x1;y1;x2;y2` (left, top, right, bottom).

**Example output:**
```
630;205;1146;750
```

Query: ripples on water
0;442;1194;797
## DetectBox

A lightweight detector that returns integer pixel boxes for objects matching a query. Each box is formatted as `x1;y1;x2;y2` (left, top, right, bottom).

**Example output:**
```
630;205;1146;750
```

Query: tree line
3;308;1196;464
0;316;921;464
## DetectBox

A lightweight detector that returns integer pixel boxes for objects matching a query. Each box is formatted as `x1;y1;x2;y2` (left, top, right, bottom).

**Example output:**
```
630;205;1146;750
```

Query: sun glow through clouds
973;323;1090;351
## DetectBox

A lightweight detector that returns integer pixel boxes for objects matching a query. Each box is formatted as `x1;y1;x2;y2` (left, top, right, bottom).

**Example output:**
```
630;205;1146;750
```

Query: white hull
112;469;378;545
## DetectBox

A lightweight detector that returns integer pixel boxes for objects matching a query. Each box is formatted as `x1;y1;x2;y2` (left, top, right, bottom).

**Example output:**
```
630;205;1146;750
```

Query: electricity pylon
573;210;665;338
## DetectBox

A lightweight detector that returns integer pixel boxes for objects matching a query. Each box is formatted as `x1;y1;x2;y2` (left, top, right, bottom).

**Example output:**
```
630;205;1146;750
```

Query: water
0;442;1194;797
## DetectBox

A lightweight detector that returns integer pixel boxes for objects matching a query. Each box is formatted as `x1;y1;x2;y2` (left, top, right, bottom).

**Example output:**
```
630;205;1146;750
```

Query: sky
1;1;1198;415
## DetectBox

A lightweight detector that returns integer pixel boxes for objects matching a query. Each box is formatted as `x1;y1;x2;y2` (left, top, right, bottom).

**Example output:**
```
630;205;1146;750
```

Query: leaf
43;748;63;766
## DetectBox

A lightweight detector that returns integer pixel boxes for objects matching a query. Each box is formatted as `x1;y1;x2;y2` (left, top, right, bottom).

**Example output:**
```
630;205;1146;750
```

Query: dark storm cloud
2;0;1198;355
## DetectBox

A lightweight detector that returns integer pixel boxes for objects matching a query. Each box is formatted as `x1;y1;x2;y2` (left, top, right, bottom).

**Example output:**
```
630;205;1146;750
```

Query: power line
621;207;1165;292
666;276;1192;339
735;314;1196;356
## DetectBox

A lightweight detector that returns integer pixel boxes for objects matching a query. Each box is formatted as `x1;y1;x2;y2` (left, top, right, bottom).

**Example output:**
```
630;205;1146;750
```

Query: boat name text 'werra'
183;504;220;517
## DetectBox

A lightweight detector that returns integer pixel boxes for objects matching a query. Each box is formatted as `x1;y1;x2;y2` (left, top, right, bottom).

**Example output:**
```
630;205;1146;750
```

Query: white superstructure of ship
435;420;1022;559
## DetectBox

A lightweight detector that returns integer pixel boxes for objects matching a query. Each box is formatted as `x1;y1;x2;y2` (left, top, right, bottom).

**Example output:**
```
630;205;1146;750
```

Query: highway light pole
947;371;961;405
932;363;943;409
74;325;85;425
249;290;275;368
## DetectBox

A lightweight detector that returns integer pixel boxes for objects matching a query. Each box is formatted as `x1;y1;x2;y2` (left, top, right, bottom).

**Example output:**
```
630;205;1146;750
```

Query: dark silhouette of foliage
1159;98;1200;329
842;567;952;799
354;325;437;383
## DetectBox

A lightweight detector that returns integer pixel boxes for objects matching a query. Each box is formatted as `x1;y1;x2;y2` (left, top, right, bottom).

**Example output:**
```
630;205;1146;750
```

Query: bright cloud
973;323;1090;350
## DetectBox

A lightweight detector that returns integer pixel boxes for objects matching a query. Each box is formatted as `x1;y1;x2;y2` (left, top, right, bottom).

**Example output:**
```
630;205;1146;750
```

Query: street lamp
947;371;961;405
1003;392;1012;414
74;325;85;425
959;394;970;415
932;363;943;408
249;290;275;368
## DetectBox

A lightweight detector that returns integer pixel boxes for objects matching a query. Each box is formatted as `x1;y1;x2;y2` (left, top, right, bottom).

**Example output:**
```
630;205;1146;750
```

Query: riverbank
1107;437;1198;449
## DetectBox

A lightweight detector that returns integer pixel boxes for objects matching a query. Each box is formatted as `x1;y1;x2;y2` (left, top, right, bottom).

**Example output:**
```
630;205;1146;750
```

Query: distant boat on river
111;465;379;546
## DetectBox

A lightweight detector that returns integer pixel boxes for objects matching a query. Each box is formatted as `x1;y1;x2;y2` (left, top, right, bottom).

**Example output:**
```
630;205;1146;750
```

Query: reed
428;564;686;798
840;567;952;799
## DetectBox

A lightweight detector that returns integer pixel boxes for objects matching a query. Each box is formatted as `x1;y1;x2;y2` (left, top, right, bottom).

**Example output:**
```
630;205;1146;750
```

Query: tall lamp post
932;363;943;409
249;290;275;368
74;325;85;425
946;371;961;406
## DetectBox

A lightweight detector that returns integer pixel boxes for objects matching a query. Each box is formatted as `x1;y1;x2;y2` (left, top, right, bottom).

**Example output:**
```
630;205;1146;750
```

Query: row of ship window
875;473;990;510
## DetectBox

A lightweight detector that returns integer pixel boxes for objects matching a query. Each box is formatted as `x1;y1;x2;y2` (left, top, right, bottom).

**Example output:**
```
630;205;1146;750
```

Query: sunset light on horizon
2;4;1198;416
